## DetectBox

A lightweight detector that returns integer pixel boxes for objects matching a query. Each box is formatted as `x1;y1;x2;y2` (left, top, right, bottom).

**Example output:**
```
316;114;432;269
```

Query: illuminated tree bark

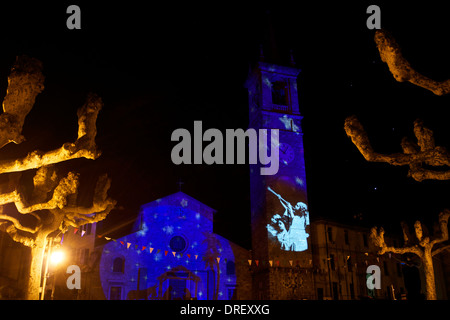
374;29;450;96
370;211;450;300
345;30;450;182
346;30;450;300
0;56;115;300
344;116;450;182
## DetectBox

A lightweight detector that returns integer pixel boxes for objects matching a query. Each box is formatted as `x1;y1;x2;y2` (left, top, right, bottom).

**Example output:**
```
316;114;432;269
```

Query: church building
98;191;251;300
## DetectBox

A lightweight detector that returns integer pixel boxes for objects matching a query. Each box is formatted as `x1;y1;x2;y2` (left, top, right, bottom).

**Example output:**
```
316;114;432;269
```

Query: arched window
112;257;124;273
226;261;235;275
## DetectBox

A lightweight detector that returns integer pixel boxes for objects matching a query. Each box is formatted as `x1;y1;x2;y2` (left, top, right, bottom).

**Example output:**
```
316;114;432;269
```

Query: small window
362;234;368;247
226;261;236;275
347;256;353;272
396;263;402;276
271;81;289;106
349;283;355;300
109;286;122;300
383;261;389;276
329;254;336;271
113;257;124;273
327;227;333;243
344;230;349;245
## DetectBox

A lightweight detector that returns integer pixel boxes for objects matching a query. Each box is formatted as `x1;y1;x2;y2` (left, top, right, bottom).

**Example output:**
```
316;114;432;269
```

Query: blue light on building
99;191;237;300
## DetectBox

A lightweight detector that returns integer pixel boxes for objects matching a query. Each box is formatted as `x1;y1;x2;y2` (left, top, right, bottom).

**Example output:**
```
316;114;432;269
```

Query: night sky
0;2;449;249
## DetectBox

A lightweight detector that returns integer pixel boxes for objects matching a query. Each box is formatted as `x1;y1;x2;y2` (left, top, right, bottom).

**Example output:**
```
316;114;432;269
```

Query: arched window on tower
271;80;290;112
112;257;124;273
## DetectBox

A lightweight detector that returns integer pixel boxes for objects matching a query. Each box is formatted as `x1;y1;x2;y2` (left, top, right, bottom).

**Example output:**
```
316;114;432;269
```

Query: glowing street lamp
50;250;65;265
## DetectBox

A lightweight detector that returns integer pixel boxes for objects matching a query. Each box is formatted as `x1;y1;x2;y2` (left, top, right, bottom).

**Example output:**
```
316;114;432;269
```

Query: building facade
311;219;407;300
97;191;251;300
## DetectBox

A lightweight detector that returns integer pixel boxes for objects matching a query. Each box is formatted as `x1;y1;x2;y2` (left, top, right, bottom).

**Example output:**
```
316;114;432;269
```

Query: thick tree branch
61;174;116;228
370;226;423;257
430;210;450;247
0;172;79;215
0;93;103;175
375;29;450;96
5;224;35;247
432;244;450;257
0;56;45;148
345;115;450;181
0;214;39;234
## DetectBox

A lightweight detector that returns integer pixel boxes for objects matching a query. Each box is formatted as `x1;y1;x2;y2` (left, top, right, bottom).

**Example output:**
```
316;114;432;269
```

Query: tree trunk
26;235;47;300
423;249;437;300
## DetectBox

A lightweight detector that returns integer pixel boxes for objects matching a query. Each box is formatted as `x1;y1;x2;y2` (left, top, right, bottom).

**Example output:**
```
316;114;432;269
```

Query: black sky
0;2;449;248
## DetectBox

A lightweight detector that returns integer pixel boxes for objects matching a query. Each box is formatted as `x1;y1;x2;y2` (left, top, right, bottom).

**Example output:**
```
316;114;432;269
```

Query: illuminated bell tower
246;53;314;299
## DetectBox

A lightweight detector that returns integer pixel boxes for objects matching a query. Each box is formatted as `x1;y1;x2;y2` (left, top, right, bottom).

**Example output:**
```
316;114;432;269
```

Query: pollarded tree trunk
422;248;437;300
27;235;47;300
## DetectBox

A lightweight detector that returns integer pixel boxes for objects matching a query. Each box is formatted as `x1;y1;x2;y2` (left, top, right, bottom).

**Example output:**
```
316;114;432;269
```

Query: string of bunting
91;233;392;268
96;233;216;263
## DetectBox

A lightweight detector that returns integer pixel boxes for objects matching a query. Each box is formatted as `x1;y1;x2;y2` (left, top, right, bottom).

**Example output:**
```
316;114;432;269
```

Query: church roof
140;191;216;221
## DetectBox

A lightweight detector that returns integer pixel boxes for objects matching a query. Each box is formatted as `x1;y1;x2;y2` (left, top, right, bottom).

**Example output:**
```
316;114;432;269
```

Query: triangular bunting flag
195;255;198;260
156;249;161;254
81;230;86;237
149;247;154;253
187;254;191;259
255;260;259;266
142;246;147;251
289;260;293;266
269;260;273;267
127;242;131;249
97;235;103;238
276;260;280;267
164;250;168;256
172;252;176;257
105;237;111;241
248;260;252;266
216;257;220;263
135;245;138;250
180;253;183;258
74;228;79;234
120;241;125;246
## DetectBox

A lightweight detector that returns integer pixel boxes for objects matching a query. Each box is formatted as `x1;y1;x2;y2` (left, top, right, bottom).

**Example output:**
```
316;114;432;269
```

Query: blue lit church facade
99;192;250;300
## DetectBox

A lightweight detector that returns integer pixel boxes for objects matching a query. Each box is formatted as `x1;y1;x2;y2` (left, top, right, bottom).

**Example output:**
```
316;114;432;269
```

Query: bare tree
0;56;116;299
371;210;450;300
345;30;450;299
345;29;450;182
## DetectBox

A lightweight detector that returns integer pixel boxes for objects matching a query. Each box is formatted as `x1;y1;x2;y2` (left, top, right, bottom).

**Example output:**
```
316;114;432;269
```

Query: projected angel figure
266;186;309;251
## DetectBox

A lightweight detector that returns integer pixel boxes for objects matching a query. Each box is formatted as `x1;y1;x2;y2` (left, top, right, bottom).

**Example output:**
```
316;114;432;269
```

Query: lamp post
40;238;65;300
40;238;52;300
